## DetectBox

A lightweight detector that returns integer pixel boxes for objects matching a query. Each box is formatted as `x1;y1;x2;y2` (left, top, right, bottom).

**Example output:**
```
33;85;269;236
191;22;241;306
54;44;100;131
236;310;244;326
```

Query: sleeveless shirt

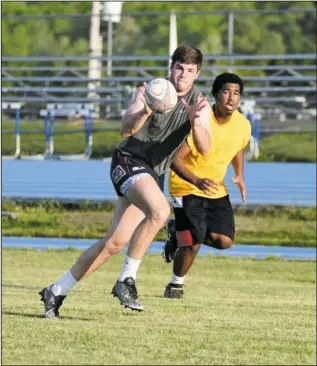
118;87;200;176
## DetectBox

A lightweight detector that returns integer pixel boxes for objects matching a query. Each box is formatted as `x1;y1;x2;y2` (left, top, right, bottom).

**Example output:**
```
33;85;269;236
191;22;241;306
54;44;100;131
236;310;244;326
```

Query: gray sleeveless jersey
118;87;200;175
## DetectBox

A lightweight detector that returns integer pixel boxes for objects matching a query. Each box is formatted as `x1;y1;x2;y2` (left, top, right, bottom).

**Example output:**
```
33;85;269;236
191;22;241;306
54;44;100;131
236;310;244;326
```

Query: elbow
120;131;129;138
198;141;211;156
120;127;131;137
196;132;212;156
200;147;210;156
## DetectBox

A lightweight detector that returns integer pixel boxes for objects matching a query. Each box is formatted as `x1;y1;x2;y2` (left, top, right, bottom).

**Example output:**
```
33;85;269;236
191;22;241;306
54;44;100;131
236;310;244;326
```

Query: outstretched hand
181;93;208;123
231;176;246;203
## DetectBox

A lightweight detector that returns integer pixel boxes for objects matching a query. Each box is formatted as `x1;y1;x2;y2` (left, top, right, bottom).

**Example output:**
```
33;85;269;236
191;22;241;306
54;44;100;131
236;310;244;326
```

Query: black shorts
172;194;235;246
110;149;164;196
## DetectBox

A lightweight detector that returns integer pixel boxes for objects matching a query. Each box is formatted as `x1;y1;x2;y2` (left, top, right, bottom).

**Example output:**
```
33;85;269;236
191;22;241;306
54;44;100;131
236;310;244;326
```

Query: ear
195;69;201;79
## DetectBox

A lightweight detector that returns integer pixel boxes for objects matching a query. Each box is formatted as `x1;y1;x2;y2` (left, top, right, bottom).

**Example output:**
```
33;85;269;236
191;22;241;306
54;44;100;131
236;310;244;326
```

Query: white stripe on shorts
120;173;150;195
171;196;183;208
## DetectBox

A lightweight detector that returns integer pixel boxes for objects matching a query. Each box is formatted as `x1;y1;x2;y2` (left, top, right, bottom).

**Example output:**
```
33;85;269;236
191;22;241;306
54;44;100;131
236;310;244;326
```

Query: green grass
2;120;123;157
2;120;316;161
2;201;316;247
2;248;316;365
253;132;316;162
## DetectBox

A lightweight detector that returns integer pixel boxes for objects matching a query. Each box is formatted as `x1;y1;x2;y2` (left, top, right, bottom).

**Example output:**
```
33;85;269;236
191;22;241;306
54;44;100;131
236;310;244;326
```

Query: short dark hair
171;43;203;70
212;72;244;97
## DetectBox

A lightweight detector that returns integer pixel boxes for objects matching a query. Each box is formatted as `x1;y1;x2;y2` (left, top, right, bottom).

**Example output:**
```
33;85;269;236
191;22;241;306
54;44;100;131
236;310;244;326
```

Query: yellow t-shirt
169;107;251;199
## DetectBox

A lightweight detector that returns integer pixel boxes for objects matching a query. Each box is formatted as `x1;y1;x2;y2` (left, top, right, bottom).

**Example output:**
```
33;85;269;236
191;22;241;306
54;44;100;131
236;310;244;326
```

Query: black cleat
164;283;184;299
39;285;66;319
162;219;178;263
111;277;144;312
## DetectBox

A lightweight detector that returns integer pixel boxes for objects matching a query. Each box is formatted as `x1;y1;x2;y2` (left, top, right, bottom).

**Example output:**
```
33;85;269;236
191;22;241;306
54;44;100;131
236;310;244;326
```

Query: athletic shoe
164;283;184;299
162;219;177;263
111;277;144;311
39;285;66;319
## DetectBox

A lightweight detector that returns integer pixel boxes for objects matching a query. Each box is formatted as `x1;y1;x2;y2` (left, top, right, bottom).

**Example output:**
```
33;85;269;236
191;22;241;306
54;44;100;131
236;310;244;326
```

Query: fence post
15;105;21;158
254;113;261;159
87;107;93;157
44;111;50;156
49;110;55;156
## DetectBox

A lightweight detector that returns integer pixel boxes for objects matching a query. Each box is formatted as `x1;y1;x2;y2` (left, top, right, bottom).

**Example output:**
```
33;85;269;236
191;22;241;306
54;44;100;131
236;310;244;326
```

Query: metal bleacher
2;52;316;161
2;53;316;112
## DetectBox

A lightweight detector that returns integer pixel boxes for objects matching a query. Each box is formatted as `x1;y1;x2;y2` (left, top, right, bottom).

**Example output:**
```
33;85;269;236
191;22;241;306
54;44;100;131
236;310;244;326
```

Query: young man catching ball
39;44;212;316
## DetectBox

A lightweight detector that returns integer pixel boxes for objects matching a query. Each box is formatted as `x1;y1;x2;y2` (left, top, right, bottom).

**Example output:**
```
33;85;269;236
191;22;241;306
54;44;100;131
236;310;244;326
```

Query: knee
182;244;201;256
99;236;125;257
150;203;170;227
219;237;233;249
205;234;233;250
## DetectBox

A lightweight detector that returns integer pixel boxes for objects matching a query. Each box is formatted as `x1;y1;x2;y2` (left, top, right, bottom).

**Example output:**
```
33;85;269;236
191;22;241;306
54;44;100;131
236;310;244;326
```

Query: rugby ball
144;78;178;114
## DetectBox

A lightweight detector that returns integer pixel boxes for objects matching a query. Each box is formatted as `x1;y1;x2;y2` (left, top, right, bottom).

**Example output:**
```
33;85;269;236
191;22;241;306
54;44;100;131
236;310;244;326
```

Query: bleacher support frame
42;103;94;160
2;102;21;160
239;100;261;161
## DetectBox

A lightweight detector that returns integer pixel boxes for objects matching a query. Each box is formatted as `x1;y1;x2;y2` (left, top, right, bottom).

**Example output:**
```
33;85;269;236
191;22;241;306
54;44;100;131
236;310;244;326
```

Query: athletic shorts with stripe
110;149;164;197
172;194;235;246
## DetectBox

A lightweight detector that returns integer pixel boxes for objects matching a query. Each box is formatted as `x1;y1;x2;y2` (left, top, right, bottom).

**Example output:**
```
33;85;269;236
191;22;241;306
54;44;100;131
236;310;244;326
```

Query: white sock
118;255;141;282
51;271;78;296
171;273;185;286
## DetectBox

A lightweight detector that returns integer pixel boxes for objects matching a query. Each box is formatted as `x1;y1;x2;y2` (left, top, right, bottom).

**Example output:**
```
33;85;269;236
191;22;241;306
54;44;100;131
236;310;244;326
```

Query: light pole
102;2;123;77
88;1;102;116
168;11;178;72
101;2;123;119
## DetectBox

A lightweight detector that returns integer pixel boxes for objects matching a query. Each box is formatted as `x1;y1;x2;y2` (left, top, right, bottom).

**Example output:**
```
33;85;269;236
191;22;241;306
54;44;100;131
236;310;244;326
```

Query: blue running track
2;236;316;261
2;160;316;206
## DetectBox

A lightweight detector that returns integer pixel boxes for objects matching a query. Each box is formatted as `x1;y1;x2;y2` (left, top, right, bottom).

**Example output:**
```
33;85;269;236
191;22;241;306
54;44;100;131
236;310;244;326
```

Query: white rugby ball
144;78;178;114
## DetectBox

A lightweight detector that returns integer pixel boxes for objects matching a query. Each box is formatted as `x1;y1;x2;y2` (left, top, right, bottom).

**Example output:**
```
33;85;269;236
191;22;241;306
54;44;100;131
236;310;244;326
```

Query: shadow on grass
141;294;166;299
2;284;93;293
2;311;91;321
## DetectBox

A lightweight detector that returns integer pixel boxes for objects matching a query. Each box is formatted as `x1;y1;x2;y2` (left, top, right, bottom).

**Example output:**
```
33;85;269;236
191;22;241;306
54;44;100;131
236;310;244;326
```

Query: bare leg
173;244;201;277
70;196;145;281
204;233;233;250
70;174;170;281
172;233;233;278
125;175;171;259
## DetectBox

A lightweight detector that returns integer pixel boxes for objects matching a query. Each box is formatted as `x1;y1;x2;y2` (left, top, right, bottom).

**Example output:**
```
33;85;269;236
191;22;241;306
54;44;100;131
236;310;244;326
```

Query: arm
231;149;246;203
171;141;218;196
120;85;152;137
231;149;244;178
182;94;212;155
191;101;212;156
171;142;199;185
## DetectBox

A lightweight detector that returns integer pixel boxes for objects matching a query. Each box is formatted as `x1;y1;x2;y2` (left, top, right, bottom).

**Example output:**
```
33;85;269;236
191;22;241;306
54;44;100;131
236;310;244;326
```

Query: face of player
217;83;241;115
169;61;200;95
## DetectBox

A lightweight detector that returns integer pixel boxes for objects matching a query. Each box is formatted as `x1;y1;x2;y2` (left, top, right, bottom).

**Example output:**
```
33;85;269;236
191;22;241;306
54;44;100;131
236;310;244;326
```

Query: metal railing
2;53;316;114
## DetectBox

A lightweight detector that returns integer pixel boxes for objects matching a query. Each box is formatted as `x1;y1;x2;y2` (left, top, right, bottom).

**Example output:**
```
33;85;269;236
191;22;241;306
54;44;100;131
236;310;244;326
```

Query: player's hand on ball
181;93;208;123
194;177;219;196
144;78;178;114
138;82;152;115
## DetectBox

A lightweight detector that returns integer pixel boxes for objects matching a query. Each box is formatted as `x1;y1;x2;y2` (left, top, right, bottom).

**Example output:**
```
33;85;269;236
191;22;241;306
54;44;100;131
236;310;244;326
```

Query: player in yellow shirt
162;72;251;299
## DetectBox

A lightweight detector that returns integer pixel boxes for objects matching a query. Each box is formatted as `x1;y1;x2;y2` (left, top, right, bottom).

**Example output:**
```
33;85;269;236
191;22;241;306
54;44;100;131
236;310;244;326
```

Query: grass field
2;201;316;247
2;120;316;162
257;132;316;162
2;248;316;365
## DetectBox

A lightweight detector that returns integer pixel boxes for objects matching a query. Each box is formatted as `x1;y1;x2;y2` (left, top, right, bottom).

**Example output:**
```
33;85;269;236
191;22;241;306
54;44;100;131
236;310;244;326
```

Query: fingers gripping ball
144;78;178;114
